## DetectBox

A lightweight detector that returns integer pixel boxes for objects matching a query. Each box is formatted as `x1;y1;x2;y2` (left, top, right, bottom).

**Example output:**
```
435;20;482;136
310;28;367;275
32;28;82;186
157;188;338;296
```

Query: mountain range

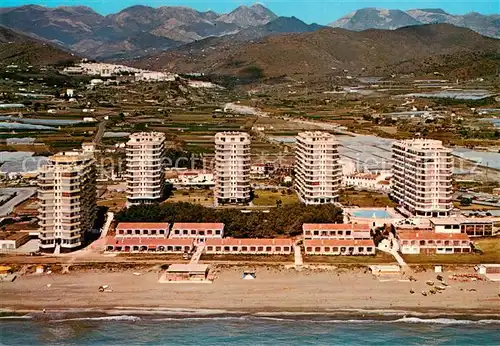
132;24;500;81
330;8;500;39
0;4;279;60
0;4;498;61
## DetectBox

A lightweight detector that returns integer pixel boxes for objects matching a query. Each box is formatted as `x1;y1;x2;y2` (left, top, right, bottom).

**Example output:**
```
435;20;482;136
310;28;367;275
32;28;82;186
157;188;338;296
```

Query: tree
460;197;472;206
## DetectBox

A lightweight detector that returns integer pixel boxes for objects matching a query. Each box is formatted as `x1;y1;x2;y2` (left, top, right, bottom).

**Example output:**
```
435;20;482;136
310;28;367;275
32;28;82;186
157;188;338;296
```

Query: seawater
1;312;500;345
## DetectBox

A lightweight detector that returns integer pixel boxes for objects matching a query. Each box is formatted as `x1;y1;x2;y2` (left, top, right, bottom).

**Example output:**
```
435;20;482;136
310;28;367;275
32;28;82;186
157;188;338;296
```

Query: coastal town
0;57;499;315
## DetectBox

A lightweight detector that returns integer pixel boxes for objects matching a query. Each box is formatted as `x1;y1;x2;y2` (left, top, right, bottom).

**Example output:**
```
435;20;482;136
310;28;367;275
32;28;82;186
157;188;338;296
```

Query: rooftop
297;131;338;143
397;231;470;241
172;223;224;230
393;139;450;152
166;263;209;273
0;231;29;241
429;217;496;225
128;132;165;143
48;151;94;164
303;223;370;231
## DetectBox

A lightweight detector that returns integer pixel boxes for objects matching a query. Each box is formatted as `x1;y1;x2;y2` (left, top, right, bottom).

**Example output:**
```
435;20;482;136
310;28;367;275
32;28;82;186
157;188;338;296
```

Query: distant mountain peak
329;8;421;31
217;3;277;28
417;8;449;15
328;7;499;40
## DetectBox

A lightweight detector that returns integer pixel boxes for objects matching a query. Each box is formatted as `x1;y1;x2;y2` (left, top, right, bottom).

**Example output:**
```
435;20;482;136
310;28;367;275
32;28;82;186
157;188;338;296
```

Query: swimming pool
351;210;392;219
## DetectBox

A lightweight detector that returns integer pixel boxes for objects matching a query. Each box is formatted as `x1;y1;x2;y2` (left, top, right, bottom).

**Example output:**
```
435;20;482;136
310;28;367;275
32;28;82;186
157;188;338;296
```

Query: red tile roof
205;238;293;246
116;222;170;230
304;239;374;247
172;223;224;230
303;223;370;231
105;236;193;246
397;231;470;241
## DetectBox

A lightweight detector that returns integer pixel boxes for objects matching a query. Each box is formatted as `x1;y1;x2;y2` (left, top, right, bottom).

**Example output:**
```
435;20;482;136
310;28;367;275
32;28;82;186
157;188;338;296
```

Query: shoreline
2;307;500;324
2;266;499;319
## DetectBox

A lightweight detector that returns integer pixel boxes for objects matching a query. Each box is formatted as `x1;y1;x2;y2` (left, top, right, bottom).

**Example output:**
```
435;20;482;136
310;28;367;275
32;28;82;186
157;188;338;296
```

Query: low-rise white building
115;222;171;238
205;238;293;255
304;239;375;256
303;223;371;240
168;170;214;186
397;230;471;254
170;223;224;243
430;218;496;237
342;172;391;192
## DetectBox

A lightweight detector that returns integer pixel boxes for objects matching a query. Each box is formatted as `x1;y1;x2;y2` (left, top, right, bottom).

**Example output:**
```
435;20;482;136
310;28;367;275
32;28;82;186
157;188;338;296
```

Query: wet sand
2;266;499;315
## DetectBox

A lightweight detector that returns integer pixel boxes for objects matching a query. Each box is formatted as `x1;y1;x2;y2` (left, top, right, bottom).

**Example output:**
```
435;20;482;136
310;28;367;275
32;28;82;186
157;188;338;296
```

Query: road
0;187;36;217
93;120;108;145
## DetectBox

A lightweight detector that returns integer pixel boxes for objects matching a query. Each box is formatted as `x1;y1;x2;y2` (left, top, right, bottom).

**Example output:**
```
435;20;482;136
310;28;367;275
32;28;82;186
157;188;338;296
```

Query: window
242;246;248;251
358;247;364;252
207;230;213;235
333;247;339;252
224;246;230;251
232;246;238;251
315;247;321;252
367;247;372;252
306;247;312;252
191;230;196;235
250;246;256;251
283;247;289;252
207;246;213;251
216;246;221;251
346;231;351;236
419;240;425;246
257;246;264;251
275;247;281;252
135;230;140;235
324;247;330;252
151;230;157;235
266;246;272;252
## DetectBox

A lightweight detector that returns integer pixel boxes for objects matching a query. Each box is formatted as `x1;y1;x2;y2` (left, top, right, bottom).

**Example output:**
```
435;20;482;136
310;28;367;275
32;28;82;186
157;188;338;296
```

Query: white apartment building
126;132;166;206
294;131;342;205
38;151;97;253
391;139;453;217
214;132;251;205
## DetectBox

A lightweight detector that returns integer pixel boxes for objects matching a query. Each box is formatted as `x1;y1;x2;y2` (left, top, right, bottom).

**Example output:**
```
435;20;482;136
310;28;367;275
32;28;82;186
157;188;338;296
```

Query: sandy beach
2;265;499;316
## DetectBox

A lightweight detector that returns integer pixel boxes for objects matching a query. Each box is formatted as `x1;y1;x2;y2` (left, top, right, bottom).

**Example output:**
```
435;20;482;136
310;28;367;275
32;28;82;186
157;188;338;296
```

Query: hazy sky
2;0;498;24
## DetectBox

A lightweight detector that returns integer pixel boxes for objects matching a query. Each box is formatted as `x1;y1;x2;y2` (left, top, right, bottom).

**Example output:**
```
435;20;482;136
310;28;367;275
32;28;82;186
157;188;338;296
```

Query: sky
1;0;499;25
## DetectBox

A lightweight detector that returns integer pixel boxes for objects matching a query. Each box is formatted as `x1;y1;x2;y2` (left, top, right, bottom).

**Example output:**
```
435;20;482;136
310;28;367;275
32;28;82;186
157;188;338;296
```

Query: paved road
93;120;108;145
0;187;36;217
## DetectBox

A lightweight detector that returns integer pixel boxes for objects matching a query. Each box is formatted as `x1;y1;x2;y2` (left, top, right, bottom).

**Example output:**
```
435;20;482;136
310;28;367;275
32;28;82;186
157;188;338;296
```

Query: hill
132;24;500;80
0;25;77;66
0;4;279;60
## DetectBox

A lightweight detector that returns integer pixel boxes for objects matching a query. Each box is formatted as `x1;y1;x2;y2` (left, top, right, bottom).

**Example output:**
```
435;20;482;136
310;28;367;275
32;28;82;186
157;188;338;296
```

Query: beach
2;265;499;315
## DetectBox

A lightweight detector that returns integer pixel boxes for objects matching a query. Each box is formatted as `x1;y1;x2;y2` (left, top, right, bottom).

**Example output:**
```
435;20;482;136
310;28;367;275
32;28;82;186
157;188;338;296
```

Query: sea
1;309;500;345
